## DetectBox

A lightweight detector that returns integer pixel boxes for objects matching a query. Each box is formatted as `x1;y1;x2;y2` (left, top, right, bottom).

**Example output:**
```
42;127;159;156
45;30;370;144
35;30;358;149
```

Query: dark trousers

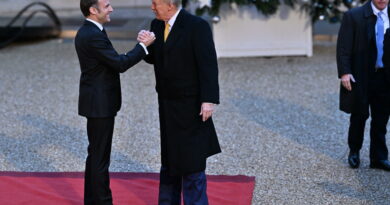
348;71;389;161
84;117;114;205
158;167;208;205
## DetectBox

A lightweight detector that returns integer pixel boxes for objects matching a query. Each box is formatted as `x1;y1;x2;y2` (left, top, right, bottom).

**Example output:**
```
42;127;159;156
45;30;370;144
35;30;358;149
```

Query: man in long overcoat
141;0;221;204
337;0;390;171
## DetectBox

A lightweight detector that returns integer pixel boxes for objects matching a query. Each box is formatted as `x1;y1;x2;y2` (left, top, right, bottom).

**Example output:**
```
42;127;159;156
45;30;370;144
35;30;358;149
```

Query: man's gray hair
165;0;181;7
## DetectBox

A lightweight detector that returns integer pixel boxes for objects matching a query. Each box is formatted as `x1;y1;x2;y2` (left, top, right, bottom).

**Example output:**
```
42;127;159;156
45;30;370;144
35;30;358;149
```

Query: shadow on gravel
317;181;366;200
0;114;153;172
0;131;59;171
230;89;390;204
230;89;346;160
19;114;88;162
318;172;390;205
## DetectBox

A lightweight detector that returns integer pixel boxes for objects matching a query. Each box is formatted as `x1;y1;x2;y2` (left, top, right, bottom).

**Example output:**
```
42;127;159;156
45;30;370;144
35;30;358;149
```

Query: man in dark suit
75;0;155;204
142;0;220;204
337;0;390;171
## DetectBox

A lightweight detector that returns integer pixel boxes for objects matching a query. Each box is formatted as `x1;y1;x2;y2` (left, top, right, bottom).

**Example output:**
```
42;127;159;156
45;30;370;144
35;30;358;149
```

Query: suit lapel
84;20;103;33
153;20;165;54
367;16;376;43
164;9;186;52
387;6;390;35
364;1;376;43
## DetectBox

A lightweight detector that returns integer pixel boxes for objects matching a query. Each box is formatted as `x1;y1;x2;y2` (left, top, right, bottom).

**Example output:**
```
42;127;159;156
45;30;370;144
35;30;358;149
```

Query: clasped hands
137;30;156;46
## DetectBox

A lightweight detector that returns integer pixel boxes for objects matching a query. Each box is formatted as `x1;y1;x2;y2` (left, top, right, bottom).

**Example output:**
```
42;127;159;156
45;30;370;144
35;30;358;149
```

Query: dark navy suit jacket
75;20;146;118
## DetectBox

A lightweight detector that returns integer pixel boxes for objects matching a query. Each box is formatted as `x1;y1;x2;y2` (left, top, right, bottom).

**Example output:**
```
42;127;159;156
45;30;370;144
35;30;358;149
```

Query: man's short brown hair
80;0;99;17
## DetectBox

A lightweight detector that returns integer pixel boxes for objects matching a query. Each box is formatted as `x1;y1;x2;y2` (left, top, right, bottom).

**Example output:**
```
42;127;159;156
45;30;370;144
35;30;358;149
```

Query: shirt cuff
139;43;149;55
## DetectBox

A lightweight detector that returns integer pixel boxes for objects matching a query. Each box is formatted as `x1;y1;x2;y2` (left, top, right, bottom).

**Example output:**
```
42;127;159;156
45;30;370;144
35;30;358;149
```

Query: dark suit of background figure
144;9;221;204
75;20;146;205
381;28;390;86
337;1;390;166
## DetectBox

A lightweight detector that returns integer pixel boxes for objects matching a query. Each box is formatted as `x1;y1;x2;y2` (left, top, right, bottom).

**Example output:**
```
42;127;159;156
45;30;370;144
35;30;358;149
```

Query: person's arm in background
337;11;356;91
193;19;219;122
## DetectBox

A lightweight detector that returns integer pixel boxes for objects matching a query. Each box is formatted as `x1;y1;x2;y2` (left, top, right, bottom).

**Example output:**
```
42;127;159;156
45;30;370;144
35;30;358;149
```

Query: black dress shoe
348;152;360;168
370;160;390;171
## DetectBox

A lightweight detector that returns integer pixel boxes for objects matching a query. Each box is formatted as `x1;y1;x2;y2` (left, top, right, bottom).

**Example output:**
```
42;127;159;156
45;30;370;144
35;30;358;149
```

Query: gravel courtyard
0;40;389;204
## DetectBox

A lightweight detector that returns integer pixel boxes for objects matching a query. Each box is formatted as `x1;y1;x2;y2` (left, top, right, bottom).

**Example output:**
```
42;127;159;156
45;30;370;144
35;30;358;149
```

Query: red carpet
0;172;255;205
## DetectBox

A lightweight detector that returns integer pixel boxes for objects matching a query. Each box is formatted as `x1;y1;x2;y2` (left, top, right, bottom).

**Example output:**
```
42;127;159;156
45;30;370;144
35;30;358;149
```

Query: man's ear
89;6;98;15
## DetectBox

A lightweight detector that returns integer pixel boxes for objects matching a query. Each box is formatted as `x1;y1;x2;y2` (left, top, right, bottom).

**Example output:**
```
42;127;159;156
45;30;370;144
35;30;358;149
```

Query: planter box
212;4;313;57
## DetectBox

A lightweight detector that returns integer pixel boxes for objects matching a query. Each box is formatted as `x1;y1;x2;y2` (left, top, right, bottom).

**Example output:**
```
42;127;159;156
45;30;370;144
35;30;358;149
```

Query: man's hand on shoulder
137;30;156;47
200;103;215;122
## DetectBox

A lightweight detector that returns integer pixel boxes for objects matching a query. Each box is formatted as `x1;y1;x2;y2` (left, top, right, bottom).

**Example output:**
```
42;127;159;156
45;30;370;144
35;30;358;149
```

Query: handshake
138;30;156;47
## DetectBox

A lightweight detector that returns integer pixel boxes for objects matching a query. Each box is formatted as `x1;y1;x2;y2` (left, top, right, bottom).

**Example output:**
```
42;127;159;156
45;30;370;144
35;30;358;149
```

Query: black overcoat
336;1;388;114
144;9;221;175
75;20;146;118
381;25;390;81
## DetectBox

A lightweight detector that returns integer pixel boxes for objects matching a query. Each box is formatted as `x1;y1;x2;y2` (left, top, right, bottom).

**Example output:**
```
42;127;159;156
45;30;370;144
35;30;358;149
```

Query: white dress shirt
166;7;182;31
371;3;389;34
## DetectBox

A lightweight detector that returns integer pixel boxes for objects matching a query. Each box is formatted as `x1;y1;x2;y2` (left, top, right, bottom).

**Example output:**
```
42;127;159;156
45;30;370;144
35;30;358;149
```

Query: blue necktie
376;11;384;68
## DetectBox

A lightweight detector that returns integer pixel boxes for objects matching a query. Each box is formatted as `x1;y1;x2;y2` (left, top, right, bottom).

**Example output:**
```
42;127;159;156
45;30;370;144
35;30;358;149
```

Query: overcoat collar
364;1;375;18
364;1;377;42
164;9;186;51
364;0;390;17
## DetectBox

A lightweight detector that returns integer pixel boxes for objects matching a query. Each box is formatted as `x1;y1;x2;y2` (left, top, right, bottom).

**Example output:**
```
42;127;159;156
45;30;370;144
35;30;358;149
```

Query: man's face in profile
93;0;114;24
151;0;172;21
